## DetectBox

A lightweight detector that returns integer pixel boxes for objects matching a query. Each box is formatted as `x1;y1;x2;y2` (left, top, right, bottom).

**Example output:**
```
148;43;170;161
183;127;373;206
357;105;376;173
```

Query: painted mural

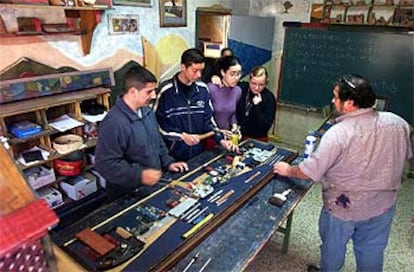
0;2;209;78
0;0;313;82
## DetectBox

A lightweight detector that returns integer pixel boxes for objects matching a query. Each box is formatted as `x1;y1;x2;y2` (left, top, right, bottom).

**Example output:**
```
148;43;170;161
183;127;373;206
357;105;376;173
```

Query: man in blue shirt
95;66;188;200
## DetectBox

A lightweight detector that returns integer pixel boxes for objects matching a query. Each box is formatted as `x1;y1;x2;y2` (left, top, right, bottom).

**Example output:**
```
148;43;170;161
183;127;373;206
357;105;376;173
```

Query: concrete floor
246;170;414;272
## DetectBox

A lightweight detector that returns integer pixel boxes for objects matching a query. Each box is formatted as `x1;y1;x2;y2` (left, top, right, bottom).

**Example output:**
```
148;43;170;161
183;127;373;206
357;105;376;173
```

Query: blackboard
279;27;413;124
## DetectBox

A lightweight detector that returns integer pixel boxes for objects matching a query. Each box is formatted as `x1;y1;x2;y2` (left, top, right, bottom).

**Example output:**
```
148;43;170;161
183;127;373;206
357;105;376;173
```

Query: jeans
318;204;396;272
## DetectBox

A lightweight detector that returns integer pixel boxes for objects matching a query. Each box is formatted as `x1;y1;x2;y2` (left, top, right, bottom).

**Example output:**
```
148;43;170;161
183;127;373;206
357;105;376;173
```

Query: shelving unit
321;0;414;27
0;3;110;54
0;87;110;200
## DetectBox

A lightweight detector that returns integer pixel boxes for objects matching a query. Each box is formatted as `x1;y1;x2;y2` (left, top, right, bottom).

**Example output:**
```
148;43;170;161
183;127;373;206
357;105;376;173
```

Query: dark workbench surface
171;155;312;272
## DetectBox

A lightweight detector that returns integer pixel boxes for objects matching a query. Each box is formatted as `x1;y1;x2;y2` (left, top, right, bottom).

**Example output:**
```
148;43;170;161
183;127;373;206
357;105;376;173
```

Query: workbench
52;140;312;271
171;155;311;271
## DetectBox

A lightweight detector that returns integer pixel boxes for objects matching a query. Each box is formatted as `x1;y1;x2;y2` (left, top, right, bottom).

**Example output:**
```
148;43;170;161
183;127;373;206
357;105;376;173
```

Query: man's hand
273;162;309;180
220;139;239;153
141;169;162;186
273;162;292;177
182;132;200;146
168;162;189;173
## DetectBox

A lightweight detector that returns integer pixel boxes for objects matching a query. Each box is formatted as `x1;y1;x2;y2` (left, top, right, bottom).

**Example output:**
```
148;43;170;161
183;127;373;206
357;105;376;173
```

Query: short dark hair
181;48;204;67
335;74;376;108
218;56;242;73
123;66;157;94
220;47;233;57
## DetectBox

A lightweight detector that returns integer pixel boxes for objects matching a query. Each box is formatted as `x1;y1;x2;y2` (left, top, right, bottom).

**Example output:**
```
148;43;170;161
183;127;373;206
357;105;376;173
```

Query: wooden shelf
0;3;109;55
19;138;97;170
0;3;109;10
9;128;55;144
0;87;110;170
0;87;110;117
321;0;414;27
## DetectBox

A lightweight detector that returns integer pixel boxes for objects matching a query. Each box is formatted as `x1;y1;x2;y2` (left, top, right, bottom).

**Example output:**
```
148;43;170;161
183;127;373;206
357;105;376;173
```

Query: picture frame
108;14;139;35
113;0;153;7
159;0;187;27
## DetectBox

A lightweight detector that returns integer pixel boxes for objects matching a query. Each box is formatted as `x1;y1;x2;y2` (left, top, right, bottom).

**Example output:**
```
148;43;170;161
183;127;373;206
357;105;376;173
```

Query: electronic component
192;184;214;199
136;204;166;222
215;166;227;176
168;197;198;218
208;170;219;177
166;198;180;208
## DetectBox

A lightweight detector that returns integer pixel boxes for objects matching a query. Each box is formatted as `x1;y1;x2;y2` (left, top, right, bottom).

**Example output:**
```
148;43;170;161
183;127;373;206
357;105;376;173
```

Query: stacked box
23;166;56;190
60;174;97;201
36;186;63;209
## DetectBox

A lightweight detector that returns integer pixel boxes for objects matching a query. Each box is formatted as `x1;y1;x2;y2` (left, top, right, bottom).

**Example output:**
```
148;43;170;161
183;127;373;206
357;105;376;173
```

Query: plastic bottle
304;134;317;159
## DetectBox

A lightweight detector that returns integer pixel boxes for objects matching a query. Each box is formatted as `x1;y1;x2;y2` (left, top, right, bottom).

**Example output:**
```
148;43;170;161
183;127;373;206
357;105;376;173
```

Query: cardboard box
24;166;56;190
36;186;63;209
60;175;97;200
204;42;223;58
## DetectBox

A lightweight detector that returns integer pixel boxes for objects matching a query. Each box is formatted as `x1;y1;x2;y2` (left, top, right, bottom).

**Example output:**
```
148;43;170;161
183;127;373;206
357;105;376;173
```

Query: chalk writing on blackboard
279;27;413;123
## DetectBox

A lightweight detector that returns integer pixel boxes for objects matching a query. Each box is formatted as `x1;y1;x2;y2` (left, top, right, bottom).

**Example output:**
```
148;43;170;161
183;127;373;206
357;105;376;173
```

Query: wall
0;0;228;74
238;0;327;146
0;0;326;147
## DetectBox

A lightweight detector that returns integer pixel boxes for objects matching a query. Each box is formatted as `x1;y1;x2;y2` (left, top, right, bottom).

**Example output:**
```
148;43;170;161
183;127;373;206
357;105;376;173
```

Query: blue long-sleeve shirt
95;97;174;199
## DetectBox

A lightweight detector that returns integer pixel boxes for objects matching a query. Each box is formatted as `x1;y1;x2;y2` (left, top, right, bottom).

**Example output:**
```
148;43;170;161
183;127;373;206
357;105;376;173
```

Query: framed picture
108;14;139;35
159;0;187;27
113;0;153;7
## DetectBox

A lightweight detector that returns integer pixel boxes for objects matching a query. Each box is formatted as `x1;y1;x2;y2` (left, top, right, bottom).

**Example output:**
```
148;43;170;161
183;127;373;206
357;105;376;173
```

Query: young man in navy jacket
154;48;238;161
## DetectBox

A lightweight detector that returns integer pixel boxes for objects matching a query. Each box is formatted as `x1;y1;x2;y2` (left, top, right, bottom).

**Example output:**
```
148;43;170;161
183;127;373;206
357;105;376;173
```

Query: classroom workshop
1;0;413;271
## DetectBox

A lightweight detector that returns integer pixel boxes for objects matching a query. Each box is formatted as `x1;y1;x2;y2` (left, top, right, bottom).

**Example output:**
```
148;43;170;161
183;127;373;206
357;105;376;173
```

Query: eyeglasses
340;76;356;89
228;71;242;78
250;82;266;89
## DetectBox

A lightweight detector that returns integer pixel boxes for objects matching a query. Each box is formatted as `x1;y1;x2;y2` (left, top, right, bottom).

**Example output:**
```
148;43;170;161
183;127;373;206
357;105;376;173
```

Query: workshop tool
215;189;235;205
180;203;201;220
198;131;215;141
199;257;212;272
187;206;209;224
244;171;261;183
268;189;292;207
182;213;214;239
207;189;223;202
182;252;199;272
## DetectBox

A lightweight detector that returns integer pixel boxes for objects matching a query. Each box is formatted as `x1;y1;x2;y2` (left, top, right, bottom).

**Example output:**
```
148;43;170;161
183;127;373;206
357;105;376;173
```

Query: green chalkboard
279;27;413;124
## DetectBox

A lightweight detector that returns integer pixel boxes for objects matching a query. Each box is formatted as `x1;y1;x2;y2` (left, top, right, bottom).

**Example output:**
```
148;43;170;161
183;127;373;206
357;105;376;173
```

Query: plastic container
304;135;317;159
